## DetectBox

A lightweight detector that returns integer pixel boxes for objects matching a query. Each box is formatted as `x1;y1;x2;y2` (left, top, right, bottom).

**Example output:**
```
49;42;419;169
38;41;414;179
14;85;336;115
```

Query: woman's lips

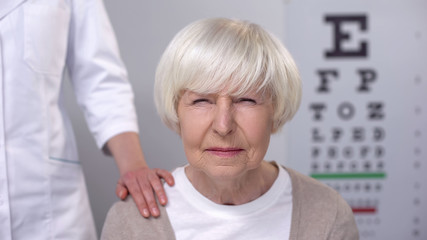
205;148;243;158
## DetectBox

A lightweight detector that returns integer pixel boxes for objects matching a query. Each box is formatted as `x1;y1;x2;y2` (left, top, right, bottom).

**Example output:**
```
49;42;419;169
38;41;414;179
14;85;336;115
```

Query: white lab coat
0;0;138;239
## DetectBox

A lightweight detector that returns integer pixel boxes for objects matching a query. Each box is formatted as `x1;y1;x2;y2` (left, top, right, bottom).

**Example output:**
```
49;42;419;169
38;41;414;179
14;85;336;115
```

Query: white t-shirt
164;164;293;240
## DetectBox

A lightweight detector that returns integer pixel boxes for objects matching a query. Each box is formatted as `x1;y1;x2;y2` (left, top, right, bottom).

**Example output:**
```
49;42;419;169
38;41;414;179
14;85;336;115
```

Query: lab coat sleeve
65;0;139;149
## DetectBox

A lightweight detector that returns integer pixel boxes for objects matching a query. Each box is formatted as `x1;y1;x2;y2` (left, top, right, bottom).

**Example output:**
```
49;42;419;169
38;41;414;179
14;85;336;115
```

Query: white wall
63;0;288;234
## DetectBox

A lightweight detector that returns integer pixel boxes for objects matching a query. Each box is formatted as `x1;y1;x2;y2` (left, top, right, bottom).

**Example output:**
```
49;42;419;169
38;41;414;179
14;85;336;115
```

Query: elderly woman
101;18;359;240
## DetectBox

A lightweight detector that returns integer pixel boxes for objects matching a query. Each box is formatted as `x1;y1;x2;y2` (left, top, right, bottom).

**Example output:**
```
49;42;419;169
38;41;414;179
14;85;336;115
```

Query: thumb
116;182;129;200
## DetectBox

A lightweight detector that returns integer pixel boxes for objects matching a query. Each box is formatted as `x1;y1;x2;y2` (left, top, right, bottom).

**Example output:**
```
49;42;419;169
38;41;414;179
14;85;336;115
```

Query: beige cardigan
101;167;359;240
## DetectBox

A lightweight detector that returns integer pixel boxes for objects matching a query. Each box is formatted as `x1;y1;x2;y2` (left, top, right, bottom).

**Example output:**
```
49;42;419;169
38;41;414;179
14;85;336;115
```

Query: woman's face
177;88;274;181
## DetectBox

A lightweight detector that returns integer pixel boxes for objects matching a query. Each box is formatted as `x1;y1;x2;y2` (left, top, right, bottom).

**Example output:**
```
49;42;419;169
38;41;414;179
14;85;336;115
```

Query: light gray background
63;0;289;234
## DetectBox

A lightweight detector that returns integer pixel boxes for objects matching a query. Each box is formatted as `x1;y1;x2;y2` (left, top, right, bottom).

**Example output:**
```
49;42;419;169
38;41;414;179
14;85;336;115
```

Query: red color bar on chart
352;207;377;214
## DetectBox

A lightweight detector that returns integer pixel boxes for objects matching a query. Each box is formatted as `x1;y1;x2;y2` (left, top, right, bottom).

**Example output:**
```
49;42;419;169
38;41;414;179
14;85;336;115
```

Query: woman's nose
212;101;235;137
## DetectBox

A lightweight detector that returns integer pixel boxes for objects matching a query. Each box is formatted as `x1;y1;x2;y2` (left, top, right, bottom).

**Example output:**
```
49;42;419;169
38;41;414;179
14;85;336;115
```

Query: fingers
136;173;160;217
149;170;168;205
117;168;175;218
115;180;128;200
156;168;175;187
121;171;151;218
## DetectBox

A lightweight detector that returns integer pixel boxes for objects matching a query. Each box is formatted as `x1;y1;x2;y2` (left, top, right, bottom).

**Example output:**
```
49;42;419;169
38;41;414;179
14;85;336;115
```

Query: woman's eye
192;98;210;104
237;98;257;104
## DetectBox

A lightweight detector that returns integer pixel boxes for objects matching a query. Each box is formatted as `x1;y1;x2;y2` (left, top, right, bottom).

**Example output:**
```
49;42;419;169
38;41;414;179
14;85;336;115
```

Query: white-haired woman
101;18;359;240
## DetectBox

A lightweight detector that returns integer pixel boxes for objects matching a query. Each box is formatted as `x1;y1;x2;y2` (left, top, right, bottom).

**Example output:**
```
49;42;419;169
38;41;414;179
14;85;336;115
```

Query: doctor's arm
106;132;174;218
66;0;174;218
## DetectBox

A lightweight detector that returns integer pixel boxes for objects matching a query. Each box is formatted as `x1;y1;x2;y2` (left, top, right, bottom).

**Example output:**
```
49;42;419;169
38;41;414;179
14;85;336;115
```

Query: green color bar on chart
310;172;386;179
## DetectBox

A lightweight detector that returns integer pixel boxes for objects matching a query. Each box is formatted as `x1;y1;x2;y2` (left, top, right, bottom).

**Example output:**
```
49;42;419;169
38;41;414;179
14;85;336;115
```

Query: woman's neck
185;161;279;205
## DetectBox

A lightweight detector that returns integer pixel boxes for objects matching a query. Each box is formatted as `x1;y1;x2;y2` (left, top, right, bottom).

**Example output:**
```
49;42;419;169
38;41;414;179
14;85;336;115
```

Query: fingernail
160;198;166;205
152;207;159;216
143;209;150;217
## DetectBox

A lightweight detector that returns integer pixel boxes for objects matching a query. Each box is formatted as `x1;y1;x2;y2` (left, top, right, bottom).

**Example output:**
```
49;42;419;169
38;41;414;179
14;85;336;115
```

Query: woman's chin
202;164;253;182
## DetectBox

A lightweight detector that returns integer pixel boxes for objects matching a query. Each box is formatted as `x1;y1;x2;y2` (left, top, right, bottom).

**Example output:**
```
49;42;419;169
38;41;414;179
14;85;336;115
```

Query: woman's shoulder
101;197;175;240
285;166;351;213
283;167;359;240
105;197;145;224
284;167;340;202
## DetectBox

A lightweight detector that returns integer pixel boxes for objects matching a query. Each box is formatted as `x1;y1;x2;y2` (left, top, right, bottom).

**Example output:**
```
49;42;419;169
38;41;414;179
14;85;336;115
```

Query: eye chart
285;1;427;239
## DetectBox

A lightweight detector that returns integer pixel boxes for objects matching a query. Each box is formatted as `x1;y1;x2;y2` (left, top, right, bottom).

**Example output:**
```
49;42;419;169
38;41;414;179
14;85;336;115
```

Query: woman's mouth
205;148;243;158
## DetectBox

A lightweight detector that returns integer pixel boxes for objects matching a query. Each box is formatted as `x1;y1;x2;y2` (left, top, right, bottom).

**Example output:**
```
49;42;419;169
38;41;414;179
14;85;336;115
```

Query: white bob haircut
154;18;301;133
